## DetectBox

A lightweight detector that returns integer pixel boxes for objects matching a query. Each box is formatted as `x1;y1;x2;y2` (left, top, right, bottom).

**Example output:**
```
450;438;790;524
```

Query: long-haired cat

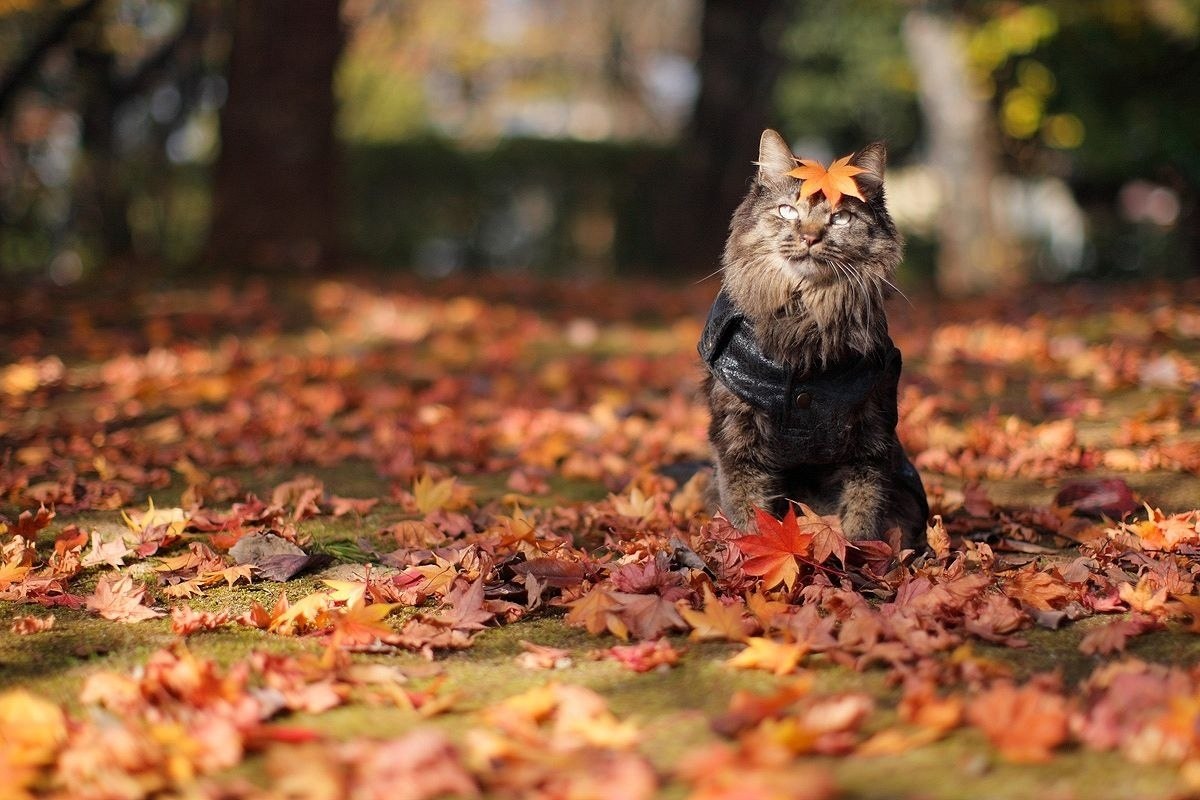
700;129;928;547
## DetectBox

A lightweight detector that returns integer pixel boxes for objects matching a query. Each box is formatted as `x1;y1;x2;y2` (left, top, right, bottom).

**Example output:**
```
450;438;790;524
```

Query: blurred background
0;0;1198;295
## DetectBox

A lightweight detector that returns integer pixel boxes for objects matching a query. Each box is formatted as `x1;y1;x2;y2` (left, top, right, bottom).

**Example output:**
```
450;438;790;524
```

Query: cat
699;129;928;547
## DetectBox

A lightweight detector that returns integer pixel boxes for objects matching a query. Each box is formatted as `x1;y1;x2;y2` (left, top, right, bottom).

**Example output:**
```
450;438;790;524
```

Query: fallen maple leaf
1119;578;1169;616
411;474;473;515
85;574;164;622
604;639;681;672
966;679;1068;762
735;506;814;591
728;636;806;676
10;614;55;635
121;497;189;538
680;587;751;642
787;153;866;207
801;503;848;566
329;495;379;517
0;558;32;589
1054;477;1138;518
610;591;689;640
1078;614;1160;656
515;641;573;670
566;586;627;638
328;600;399;648
926;515;951;560
12;506;55;538
1001;563;1074;610
0;689;67;766
434;578;495;631
170;605;232;636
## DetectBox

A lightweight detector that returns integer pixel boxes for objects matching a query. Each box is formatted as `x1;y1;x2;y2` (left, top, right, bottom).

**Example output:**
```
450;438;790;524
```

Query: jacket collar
698;289;898;426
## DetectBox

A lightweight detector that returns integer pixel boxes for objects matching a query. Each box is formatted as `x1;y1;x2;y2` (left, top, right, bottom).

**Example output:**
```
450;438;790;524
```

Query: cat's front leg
714;455;777;531
835;463;887;541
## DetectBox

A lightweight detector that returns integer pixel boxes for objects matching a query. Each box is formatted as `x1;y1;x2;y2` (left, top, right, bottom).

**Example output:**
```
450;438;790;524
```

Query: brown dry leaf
926;515;951;560
1001;564;1074;610
433;578;495;631
610;591;688;641
1078;614;1160;656
566;586;626;638
10;614;55;635
966;679;1068;762
80;530;132;569
515;641;573;670
329;495;379;517
169;605;231;636
13;506;55;538
800;503;848;566
85;574;164;622
603;639;681;672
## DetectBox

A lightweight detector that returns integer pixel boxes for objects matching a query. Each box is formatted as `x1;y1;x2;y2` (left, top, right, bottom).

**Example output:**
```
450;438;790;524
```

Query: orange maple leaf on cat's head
786;154;867;208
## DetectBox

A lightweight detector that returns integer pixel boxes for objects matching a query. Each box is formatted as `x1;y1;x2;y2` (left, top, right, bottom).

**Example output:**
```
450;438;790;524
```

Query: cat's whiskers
878;274;912;307
692;265;726;286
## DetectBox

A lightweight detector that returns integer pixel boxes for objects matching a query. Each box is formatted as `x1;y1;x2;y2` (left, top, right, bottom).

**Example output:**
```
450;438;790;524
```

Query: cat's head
723;129;902;317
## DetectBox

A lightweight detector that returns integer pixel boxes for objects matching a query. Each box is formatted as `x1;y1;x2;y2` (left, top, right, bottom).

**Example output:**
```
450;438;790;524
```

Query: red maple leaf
734;506;815;591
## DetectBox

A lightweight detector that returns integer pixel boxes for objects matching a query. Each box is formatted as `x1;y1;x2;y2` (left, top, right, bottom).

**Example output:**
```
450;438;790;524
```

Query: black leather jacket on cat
699;289;901;466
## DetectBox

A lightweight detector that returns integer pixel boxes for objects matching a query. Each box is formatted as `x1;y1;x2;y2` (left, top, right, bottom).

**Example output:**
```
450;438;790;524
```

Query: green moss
830;735;1181;800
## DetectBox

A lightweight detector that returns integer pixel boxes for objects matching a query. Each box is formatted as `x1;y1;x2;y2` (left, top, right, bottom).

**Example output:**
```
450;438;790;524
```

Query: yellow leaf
412;475;473;514
0;690;66;766
728;637;806;676
121;497;189;537
679;587;750;642
322;579;368;606
0;559;31;589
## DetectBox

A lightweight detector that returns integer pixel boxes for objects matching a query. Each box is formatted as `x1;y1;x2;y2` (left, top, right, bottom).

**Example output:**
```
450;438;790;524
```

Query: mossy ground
4;285;1200;798
5;460;1200;798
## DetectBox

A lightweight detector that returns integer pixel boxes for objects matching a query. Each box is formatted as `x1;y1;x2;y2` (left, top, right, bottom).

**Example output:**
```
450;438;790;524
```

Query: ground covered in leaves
3;275;1200;799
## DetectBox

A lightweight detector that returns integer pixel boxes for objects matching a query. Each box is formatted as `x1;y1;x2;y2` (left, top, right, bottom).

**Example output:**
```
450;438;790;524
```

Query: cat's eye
831;209;852;226
777;204;800;220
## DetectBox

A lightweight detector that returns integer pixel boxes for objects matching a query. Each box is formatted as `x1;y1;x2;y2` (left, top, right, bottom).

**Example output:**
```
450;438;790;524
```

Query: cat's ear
755;129;796;183
851;142;887;198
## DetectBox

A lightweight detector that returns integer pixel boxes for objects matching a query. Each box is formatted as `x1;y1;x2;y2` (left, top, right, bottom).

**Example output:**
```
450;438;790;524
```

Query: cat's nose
801;230;822;246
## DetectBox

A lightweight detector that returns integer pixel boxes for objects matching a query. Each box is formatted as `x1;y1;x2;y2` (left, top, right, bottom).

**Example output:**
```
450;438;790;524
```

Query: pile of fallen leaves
2;276;1200;798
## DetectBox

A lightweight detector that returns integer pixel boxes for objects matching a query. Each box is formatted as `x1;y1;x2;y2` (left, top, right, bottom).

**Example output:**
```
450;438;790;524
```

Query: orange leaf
680;587;751;642
786;154;866;207
728;637;806;676
966;680;1068;762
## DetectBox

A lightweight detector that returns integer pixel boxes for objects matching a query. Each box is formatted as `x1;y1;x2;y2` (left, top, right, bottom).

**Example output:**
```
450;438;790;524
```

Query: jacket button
794;391;812;409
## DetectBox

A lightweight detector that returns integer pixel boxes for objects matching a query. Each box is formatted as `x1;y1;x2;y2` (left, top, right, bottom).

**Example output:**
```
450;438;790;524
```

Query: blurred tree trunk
207;1;343;272
670;0;788;273
74;31;132;259
903;9;1019;296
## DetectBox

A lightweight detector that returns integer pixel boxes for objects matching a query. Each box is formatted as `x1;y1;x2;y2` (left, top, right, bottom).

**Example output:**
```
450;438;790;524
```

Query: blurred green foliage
2;1;1199;282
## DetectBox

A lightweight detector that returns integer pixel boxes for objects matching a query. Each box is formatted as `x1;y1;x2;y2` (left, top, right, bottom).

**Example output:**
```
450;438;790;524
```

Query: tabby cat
699;129;928;546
